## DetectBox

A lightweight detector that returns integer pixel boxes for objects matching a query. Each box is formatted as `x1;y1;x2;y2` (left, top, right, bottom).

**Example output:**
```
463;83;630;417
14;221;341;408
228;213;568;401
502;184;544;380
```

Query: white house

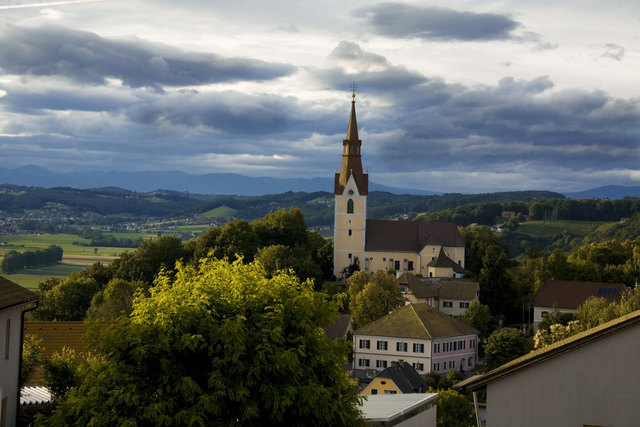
352;303;478;378
0;276;39;427
456;310;640;427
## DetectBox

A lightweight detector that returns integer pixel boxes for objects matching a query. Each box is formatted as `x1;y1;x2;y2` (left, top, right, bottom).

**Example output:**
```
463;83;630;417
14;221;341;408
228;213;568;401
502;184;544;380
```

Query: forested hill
0;185;564;227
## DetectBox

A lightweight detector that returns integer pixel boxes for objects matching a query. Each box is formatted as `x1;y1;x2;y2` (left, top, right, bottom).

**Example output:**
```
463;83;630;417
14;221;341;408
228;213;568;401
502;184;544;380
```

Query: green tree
111;235;186;284
33;275;101;321
21;334;44;385
86;278;144;320
348;271;404;327
459;301;495;341
435;389;473;427
41;259;363;426
479;245;515;319
483;329;527;372
43;348;79;400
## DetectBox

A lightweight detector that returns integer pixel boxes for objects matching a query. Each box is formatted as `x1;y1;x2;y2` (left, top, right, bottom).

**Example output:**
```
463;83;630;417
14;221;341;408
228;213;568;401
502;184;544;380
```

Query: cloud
352;3;520;41
0;23;295;89
602;43;625;61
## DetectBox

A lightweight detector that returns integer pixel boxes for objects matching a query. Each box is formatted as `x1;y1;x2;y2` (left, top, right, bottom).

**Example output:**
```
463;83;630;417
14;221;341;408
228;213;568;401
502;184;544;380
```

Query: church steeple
334;94;368;195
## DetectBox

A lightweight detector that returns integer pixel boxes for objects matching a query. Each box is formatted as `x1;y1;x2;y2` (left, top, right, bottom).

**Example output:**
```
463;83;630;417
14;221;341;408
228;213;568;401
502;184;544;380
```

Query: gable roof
534;280;626;310
323;314;353;341
455;309;640;392
400;274;478;300
354;303;478;339
0;275;39;311
376;361;428;393
426;247;466;273
365;220;464;252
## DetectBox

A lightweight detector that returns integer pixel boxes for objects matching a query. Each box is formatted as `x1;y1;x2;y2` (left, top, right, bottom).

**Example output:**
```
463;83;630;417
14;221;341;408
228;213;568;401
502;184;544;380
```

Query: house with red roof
533;280;626;331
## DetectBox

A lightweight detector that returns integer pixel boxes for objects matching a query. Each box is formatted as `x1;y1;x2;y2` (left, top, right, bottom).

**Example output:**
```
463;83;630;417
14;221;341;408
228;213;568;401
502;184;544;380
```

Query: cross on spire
350;81;358;100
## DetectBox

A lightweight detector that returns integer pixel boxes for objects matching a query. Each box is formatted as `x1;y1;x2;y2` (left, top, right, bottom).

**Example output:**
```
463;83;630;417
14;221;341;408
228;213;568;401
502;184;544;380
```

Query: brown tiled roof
365;220;463;252
401;275;478;300
534;280;626;310
426;247;466;273
354;303;478;339
0;275;39;311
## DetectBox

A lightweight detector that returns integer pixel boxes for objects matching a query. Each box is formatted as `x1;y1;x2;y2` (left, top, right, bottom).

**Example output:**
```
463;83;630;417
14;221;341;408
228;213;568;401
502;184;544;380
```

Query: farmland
517;220;619;238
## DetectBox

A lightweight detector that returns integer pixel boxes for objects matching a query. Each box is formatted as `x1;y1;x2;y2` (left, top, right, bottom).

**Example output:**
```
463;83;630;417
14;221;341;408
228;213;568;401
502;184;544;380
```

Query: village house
533;279;626;331
352;303;478;379
456;310;640;427
399;273;479;317
361;361;428;395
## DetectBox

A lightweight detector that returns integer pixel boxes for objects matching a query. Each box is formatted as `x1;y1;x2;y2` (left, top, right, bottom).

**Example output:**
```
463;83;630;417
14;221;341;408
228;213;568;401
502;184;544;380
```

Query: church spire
334;91;368;195
345;93;359;141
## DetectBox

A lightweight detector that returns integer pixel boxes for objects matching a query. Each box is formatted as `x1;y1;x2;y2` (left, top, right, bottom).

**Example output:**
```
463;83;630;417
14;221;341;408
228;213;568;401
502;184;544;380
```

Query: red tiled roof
534;280;626;310
365;220;464;252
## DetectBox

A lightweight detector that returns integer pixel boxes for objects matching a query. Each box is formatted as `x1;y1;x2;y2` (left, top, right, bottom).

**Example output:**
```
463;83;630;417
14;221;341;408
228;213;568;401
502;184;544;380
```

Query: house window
442;301;453;308
434;343;440;353
376;360;387;368
347;199;354;214
460;302;470;309
470;339;476;348
449;360;455;369
371;389;378;395
413;362;424;371
396;342;408;352
4;319;10;360
382;257;386;262
384;390;397;394
443;342;449;352
359;339;370;349
408;261;414;271
377;340;388;350
451;342;457;351
348;229;352;236
394;260;400;270
348;253;352;259
433;362;440;371
413;343;424;353
358;358;370;367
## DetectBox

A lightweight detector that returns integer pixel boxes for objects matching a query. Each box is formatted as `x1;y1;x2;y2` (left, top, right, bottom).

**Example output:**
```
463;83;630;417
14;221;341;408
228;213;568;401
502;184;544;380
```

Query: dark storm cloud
0;24;295;88
352;3;520;41
366;76;640;174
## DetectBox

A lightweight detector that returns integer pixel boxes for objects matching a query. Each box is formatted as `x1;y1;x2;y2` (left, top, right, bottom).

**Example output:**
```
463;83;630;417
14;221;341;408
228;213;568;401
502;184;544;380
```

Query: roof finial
350;81;358;101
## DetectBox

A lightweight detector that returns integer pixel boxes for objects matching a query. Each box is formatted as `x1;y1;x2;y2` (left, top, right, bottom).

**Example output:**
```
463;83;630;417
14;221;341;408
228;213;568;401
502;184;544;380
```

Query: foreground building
456;310;640;427
0;276;39;427
352;303;478;378
333;95;464;278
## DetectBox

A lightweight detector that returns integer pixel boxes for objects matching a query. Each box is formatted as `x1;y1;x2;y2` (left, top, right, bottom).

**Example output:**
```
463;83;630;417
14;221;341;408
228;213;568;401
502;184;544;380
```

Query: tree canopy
347;271;404;327
40;258;363;426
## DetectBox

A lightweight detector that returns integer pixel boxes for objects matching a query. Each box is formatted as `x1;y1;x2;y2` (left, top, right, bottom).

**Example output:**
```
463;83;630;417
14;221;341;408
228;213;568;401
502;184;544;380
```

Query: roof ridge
410;304;430;336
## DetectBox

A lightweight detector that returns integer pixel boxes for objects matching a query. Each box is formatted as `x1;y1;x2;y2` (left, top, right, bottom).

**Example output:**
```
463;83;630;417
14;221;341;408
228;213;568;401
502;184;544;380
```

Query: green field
201;206;238;218
518;220;618;237
0;233;133;257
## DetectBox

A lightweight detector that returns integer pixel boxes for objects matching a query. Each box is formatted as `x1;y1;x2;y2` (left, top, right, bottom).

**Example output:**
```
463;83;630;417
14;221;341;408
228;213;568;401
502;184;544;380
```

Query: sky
0;0;638;194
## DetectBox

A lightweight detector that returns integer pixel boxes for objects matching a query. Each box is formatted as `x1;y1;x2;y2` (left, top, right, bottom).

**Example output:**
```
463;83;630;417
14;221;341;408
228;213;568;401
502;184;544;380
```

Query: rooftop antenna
350;81;358;100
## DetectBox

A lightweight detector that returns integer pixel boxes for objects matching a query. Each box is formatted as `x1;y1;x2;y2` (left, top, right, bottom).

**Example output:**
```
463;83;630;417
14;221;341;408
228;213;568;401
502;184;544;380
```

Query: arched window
347;199;354;214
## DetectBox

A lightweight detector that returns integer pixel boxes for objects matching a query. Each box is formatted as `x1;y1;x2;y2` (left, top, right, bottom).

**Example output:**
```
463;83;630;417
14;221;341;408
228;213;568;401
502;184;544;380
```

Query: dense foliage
1;244;63;273
347;271;404;327
39;259;363;426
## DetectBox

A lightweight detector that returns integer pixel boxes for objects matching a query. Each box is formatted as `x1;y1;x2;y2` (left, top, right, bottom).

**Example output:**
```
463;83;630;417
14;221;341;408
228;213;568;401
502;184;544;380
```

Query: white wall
487;323;640;427
0;306;24;427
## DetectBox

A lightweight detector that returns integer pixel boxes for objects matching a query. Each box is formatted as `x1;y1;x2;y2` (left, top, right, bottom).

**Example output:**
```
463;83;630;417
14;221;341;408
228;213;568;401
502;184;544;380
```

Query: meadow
517;220;619;237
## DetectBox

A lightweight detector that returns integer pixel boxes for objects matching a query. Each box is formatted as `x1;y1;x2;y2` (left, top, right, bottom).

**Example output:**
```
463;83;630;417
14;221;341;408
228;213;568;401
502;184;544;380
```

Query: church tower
333;93;368;277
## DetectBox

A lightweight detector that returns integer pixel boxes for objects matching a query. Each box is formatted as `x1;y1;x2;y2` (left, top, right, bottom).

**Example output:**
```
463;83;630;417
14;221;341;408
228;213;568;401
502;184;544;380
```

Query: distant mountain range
1;165;639;199
0;165;435;196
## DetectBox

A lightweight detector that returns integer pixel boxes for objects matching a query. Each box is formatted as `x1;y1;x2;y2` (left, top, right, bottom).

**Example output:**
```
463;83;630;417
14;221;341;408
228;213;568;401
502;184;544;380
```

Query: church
333;94;466;279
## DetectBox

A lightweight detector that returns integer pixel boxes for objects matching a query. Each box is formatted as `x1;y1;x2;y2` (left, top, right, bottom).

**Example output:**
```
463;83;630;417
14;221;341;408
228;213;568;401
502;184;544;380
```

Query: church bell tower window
347;199;354;214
